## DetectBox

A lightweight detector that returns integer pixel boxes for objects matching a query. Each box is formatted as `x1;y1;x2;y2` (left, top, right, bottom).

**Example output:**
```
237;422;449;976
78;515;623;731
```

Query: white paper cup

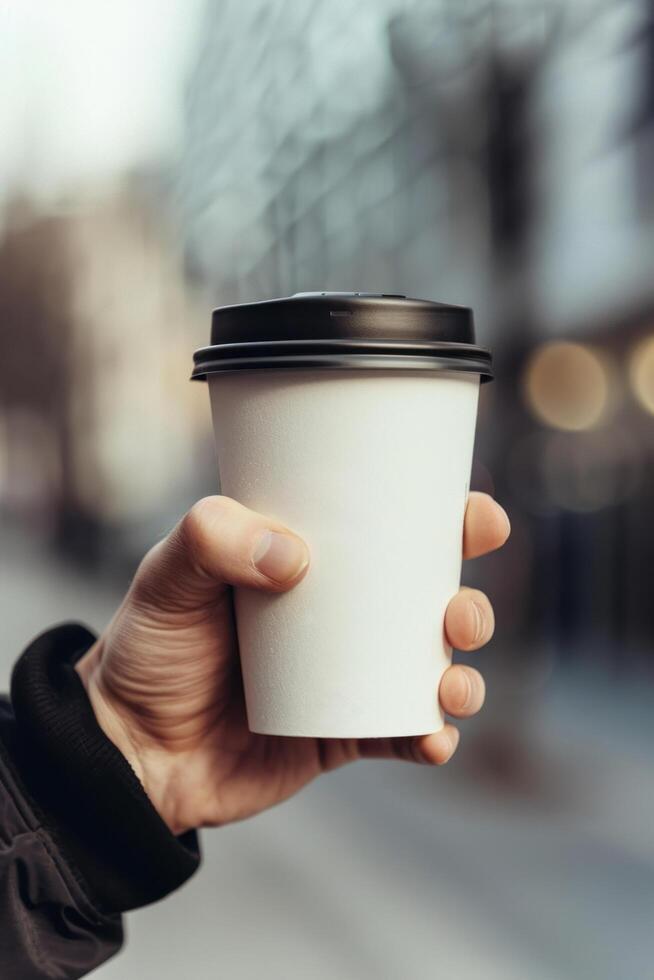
193;293;492;738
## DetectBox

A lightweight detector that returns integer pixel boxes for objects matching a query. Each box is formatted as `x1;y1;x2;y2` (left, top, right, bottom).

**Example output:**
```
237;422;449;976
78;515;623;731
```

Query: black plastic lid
191;292;492;380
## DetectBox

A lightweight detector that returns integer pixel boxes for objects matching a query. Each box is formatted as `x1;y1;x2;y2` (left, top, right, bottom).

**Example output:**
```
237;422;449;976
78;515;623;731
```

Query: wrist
75;644;186;835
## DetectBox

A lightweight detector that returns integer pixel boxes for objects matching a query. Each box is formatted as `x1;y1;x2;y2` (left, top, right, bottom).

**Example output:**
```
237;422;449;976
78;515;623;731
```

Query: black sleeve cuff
8;623;201;915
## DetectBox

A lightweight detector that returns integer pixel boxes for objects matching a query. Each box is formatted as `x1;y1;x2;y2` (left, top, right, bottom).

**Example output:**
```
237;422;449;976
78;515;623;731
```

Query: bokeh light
523;342;610;431
628;334;654;416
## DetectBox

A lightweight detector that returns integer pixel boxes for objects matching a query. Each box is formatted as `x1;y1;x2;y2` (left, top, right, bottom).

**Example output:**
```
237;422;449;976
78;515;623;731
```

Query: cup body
209;367;480;738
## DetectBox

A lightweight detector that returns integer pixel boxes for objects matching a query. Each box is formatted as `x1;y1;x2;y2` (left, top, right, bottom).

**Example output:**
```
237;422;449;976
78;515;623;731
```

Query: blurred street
3;1;654;976
3;521;653;980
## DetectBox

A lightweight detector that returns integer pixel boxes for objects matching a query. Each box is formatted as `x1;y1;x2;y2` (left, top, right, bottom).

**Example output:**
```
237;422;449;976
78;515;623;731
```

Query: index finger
463;492;510;560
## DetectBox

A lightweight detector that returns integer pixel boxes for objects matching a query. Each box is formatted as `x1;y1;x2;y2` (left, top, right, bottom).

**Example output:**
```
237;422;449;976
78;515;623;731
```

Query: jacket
0;623;200;979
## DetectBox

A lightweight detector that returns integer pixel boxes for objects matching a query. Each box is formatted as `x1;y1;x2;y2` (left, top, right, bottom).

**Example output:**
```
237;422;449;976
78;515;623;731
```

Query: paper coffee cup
192;293;492;739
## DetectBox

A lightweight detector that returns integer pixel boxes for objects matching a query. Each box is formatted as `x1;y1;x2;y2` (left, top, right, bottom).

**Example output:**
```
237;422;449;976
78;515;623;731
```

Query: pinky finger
356;723;460;766
416;724;460;766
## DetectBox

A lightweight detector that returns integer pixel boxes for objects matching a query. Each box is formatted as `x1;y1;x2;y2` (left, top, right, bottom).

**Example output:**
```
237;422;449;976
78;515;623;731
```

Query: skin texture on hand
75;492;510;836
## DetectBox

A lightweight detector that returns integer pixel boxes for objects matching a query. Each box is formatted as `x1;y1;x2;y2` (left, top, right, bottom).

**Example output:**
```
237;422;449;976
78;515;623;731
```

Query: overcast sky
0;0;203;201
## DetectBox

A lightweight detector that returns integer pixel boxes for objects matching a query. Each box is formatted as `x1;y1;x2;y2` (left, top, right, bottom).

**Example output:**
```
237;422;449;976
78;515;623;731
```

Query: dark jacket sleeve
0;623;201;980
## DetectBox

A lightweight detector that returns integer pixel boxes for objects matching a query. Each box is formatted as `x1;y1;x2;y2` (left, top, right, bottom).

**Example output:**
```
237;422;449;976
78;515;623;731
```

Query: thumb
132;496;310;611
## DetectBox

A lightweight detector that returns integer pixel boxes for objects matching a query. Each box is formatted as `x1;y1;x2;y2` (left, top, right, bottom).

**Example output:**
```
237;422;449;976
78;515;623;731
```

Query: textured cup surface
209;368;480;738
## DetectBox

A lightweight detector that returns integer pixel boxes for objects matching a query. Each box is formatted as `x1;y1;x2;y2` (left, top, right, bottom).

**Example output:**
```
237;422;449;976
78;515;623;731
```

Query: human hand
76;493;510;836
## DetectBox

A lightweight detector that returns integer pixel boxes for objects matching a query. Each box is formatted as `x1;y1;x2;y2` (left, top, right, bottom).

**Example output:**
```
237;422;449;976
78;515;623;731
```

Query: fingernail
440;728;460;763
499;503;511;535
253;531;309;583
459;669;473;711
471;601;486;644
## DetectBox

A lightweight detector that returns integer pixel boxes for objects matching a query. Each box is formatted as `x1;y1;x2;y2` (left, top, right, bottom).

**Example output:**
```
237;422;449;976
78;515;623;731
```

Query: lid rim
193;337;492;359
191;350;493;381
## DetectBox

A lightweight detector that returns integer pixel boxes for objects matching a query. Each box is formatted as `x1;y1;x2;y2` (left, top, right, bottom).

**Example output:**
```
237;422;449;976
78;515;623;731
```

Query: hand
76;493;510;836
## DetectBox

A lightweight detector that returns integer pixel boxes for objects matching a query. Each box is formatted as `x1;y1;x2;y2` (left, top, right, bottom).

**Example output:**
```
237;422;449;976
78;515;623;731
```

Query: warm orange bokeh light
628;335;654;416
523;342;609;432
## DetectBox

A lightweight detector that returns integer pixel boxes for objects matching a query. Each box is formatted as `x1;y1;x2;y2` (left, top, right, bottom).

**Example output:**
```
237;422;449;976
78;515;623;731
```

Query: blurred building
179;0;654;670
0;179;211;565
181;0;494;324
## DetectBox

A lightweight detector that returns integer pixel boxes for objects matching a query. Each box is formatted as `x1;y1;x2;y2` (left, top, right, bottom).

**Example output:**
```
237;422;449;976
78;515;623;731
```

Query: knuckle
182;496;229;551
